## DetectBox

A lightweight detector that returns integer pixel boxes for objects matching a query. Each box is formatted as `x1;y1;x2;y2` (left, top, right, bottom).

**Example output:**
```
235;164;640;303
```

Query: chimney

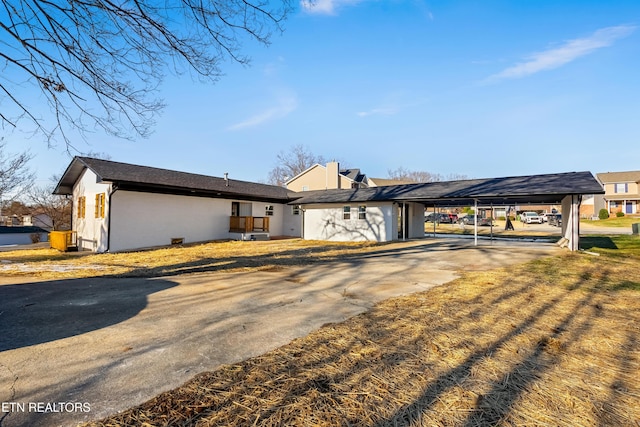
224;172;229;186
326;161;339;189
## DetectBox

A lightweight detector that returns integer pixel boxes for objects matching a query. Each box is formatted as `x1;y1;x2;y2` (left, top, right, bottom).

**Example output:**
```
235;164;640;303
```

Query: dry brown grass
0;239;380;280
83;246;640;426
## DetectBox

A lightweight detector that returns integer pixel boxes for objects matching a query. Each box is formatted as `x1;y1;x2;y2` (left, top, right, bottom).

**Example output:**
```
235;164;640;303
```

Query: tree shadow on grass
579;236;618;250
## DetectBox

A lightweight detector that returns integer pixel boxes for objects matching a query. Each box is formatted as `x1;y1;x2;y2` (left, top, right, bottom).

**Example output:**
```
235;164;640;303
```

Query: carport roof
291;171;604;207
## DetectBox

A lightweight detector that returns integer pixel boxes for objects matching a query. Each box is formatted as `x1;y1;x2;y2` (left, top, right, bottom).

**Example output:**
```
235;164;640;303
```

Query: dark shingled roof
53;158;603;207
340;168;366;184
291;171;604;206
54;157;296;203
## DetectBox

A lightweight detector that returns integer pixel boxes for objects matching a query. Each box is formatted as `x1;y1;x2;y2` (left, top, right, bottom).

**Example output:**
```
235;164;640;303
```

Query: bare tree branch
268;144;327;186
0;0;293;147
0;139;35;200
387;166;469;183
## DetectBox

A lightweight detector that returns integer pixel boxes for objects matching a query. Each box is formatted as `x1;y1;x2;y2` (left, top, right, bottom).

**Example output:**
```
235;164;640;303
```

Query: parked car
425;213;452;223
521;211;543;224
548;213;562;227
447;213;459;223
458;215;493;226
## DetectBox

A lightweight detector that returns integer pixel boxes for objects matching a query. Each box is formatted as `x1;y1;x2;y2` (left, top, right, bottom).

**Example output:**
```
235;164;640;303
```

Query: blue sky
7;0;640;187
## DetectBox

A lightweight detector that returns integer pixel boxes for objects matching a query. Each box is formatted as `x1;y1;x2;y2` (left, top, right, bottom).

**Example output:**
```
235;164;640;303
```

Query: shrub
616;211;625;218
598;208;610;220
30;233;42;243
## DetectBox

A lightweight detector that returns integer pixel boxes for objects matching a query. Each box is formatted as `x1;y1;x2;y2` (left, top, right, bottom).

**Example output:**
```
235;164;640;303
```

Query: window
611;201;618;208
265;205;274;216
358;205;366;220
614;183;628;193
77;196;86;219
95;193;105;218
343;206;351;220
302;185;309;191
292;205;301;215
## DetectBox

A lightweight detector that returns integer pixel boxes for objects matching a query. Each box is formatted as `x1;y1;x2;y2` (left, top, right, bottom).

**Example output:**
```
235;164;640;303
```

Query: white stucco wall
108;191;294;252
109;191;227;252
73;168;112;252
302;203;394;242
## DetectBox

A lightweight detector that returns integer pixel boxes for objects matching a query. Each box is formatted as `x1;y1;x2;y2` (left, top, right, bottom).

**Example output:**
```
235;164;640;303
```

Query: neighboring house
579;194;606;218
596;171;640;215
0;226;48;246
53;157;302;252
286;162;368;191
22;213;55;230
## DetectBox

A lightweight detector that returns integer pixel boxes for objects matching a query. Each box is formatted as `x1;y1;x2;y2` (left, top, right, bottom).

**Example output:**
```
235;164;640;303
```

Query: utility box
632;223;640;235
50;231;77;251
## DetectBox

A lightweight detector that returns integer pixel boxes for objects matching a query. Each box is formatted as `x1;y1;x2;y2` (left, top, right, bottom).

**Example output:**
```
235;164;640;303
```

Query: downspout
106;183;119;252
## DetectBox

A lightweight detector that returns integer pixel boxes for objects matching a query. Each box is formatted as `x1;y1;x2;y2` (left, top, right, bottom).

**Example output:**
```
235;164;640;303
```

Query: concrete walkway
0;239;561;427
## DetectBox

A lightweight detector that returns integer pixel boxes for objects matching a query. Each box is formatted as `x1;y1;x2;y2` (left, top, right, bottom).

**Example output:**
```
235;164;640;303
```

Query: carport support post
474;199;478;246
432;205;436;237
561;195;581;251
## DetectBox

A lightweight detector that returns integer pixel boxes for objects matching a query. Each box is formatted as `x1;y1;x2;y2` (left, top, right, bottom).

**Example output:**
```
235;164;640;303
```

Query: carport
292;171;605;251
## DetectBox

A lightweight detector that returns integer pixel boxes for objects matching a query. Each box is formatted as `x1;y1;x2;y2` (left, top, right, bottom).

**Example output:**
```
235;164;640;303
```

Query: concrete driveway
0;239;560;427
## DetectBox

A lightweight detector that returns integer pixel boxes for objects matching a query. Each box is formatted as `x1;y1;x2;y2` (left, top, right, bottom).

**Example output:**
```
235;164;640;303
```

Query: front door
626;202;634;214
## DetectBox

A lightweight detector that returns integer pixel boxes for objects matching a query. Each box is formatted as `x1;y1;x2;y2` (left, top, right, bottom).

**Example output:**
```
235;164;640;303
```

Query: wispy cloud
228;94;297;130
300;0;364;15
356;107;398;117
357;94;428;118
486;24;636;83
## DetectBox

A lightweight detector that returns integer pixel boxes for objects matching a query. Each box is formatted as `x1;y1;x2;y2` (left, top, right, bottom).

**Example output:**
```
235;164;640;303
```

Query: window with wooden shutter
95;193;106;218
77;196;86;219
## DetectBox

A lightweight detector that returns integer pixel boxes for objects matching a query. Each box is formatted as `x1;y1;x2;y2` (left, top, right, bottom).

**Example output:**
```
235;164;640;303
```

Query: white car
521;211;543;224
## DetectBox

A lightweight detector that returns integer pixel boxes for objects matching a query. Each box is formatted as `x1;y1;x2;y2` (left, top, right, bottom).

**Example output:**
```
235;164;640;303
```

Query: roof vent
224;172;229;186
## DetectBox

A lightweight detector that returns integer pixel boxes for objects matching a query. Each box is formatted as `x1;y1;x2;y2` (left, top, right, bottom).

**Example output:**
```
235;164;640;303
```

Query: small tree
27;175;72;231
598;208;610;220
